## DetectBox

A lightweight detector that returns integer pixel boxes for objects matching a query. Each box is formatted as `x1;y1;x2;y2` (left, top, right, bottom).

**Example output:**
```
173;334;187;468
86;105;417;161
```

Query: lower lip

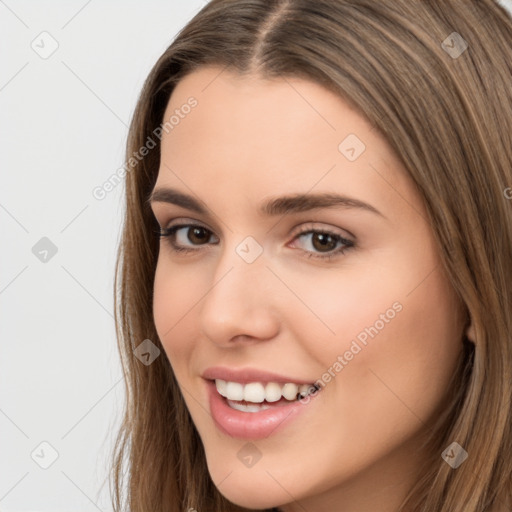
206;380;321;440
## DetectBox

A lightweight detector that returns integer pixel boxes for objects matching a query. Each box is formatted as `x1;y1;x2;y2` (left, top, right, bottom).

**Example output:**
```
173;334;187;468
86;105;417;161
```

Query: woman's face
150;66;466;511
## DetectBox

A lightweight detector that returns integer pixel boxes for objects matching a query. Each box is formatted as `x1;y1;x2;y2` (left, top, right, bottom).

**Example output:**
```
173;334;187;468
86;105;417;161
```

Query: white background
1;1;511;511
0;1;207;511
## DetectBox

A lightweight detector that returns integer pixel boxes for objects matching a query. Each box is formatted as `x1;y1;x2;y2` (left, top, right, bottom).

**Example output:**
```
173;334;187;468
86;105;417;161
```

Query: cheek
326;266;464;444
152;258;203;367
288;249;463;438
277;257;404;359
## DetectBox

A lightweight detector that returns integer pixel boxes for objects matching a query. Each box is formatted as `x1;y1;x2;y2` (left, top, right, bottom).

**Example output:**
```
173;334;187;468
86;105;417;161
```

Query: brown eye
290;228;354;261
187;226;211;245
310;232;338;252
157;223;219;253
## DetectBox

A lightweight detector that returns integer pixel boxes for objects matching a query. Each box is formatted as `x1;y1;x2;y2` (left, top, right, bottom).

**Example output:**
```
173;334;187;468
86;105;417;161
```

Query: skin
150;66;472;512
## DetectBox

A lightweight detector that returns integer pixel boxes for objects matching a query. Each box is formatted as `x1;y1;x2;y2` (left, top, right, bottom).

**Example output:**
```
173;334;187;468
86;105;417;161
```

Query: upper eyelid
152;206;355;233
159;218;214;234
161;220;353;244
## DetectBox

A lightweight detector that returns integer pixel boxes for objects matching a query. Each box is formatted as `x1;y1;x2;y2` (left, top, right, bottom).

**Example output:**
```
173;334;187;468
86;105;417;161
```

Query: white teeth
225;381;244;400
215;379;318;403
299;384;311;398
227;399;271;413
243;382;266;403
216;379;227;397
265;382;282;402
282;383;299;400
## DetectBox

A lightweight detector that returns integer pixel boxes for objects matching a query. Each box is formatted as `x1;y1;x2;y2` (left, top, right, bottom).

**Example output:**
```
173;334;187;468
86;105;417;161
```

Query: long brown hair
109;1;512;510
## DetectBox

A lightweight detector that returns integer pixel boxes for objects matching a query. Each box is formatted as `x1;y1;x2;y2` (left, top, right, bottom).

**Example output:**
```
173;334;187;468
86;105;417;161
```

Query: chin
205;459;291;510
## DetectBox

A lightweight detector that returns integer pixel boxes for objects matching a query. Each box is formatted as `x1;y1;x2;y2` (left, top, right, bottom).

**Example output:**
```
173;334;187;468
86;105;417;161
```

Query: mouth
214;379;321;412
204;376;322;439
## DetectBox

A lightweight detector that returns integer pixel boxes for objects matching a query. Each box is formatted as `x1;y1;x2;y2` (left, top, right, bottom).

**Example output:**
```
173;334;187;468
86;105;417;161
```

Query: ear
465;319;476;344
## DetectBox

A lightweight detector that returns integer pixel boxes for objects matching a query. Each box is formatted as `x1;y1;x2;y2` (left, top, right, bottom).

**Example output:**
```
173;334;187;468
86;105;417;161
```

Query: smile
215;379;319;412
204;377;321;439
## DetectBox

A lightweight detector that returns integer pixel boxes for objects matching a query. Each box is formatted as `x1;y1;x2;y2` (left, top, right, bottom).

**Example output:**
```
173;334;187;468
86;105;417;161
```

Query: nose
198;245;281;347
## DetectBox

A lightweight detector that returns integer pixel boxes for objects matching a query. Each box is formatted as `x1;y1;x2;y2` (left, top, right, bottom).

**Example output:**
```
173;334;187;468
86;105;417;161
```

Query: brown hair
109;1;512;510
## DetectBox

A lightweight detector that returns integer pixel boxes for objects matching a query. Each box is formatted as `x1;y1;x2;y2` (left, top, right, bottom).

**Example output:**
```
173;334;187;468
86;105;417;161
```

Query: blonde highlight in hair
110;1;512;511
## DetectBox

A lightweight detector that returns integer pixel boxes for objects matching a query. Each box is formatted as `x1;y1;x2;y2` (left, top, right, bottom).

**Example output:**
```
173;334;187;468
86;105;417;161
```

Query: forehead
156;66;424;224
164;66;370;146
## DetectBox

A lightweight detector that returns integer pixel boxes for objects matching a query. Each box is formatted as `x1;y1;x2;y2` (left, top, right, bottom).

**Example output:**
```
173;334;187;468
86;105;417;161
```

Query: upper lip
201;366;316;385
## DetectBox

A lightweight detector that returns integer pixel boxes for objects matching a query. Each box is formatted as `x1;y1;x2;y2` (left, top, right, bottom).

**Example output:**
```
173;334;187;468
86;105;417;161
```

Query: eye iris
189;227;209;244
312;233;336;252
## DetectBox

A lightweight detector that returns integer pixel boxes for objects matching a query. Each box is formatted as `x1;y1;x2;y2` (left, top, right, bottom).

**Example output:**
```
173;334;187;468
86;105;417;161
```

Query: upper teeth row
215;379;318;402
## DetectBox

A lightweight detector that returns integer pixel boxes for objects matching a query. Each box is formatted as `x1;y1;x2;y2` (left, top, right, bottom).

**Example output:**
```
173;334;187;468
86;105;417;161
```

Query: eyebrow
147;187;385;218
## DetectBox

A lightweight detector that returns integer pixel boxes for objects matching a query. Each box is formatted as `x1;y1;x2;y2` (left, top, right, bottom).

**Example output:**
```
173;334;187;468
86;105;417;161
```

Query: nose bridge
211;234;269;300
198;236;280;344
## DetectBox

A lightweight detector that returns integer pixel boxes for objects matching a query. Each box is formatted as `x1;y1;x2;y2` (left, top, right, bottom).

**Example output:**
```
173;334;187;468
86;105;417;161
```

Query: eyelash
154;223;354;261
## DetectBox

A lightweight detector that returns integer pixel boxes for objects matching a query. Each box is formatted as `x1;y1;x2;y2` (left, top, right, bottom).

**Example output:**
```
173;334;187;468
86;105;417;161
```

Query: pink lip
201;366;316;385
203;368;321;440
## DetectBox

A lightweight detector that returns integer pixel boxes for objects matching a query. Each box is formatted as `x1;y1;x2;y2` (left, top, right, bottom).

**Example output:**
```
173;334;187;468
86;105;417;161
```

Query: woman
110;1;512;511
